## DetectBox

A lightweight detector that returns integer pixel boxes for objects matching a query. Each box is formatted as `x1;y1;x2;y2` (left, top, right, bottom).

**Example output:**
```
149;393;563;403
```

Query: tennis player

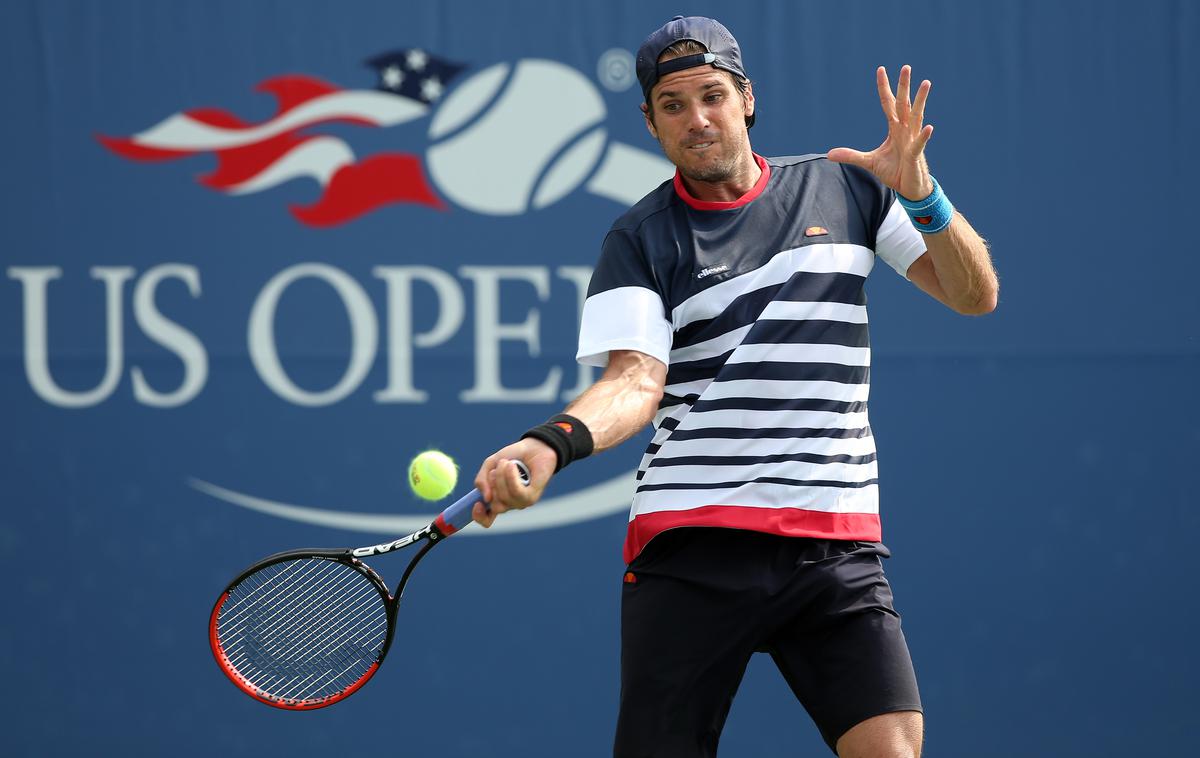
472;15;998;758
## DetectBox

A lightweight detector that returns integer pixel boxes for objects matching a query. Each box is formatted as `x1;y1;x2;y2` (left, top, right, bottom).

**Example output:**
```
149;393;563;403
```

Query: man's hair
645;39;752;126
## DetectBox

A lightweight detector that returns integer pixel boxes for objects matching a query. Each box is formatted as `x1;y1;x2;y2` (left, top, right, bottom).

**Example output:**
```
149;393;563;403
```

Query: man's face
643;66;755;183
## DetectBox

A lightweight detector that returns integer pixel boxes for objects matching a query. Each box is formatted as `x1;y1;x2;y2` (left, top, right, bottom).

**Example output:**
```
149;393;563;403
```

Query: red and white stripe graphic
98;75;445;226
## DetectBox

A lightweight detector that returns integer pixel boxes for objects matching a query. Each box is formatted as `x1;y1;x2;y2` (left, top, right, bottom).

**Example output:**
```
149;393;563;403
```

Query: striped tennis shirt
577;154;927;563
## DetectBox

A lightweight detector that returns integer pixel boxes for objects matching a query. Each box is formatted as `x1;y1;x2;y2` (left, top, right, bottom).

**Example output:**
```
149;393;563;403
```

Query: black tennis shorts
613;527;922;757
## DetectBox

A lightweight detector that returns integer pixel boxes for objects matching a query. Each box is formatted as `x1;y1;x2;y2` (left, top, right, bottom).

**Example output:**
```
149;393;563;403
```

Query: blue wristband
897;177;954;234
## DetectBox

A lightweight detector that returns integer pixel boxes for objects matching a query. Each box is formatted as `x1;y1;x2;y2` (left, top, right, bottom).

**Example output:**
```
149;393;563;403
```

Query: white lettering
7;266;134;408
10;262;594;409
248;263;378;406
131;264;208;407
372;266;465;403
458;266;561;402
697;264;729;279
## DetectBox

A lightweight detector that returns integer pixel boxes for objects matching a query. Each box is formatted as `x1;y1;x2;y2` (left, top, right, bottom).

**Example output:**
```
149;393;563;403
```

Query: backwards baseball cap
636;15;754;127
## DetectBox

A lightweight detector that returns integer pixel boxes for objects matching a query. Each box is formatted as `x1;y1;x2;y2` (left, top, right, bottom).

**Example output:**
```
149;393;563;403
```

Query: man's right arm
471;349;667;527
563;349;667;453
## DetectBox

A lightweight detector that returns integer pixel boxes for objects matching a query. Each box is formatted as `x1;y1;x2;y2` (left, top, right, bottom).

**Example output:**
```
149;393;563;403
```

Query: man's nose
684;103;710;131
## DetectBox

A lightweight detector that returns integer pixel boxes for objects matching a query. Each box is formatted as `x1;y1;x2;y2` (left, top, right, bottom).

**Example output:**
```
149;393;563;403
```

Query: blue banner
1;1;1197;755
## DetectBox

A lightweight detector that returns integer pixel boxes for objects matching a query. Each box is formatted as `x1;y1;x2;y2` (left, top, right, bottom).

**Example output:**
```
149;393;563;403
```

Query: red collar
673;153;770;211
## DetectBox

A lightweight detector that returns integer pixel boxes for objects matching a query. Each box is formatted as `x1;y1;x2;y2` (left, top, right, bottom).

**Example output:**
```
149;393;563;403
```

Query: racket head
209;549;396;710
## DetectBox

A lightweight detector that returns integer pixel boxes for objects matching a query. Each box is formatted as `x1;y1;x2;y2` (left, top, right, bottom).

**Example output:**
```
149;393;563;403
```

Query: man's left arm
828;64;999;315
905;215;997;315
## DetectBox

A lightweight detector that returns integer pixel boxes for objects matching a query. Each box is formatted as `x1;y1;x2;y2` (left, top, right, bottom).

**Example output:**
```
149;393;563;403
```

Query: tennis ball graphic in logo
426;60;608;215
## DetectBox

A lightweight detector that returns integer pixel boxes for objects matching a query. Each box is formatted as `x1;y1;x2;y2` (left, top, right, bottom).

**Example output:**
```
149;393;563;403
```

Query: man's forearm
921;213;998;315
565;352;665;453
470;350;665;518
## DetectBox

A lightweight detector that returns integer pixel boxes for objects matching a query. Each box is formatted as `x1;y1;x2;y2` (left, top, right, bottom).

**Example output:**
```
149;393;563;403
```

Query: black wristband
520;414;594;473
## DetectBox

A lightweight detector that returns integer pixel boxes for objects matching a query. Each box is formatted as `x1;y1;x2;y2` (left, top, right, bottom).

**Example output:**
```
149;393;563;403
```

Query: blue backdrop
2;1;1197;755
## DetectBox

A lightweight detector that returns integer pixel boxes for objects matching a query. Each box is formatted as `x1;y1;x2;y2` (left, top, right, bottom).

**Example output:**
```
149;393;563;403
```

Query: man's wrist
520;414;594;473
897;176;954;234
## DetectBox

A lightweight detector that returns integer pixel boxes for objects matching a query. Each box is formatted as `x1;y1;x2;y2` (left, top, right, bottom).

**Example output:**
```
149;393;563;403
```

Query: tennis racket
209;460;529;710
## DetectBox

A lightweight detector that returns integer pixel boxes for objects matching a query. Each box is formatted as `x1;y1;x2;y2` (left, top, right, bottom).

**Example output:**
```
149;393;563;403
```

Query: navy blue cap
636;16;753;127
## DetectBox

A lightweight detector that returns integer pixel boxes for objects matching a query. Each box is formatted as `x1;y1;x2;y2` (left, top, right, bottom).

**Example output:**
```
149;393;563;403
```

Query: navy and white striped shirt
577;154;926;563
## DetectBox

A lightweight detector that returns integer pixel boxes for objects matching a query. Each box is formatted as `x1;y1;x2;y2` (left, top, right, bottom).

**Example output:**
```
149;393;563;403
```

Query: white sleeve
875;199;927;279
576;286;673;368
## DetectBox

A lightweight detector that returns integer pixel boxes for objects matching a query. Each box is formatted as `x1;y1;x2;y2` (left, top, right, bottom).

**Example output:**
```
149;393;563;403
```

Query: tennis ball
426;59;608;215
409;450;458;501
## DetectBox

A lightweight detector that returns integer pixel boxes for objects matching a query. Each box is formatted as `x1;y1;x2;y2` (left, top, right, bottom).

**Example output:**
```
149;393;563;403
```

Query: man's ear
743;82;755;121
641;102;659;140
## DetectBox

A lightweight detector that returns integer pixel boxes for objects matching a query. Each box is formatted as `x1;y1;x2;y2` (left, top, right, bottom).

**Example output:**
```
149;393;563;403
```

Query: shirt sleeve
576;229;673;368
838;162;927;279
875;199;927;279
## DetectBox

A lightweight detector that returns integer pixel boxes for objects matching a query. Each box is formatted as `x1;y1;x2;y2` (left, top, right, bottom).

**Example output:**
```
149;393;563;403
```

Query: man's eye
706;93;723;102
664;103;681;112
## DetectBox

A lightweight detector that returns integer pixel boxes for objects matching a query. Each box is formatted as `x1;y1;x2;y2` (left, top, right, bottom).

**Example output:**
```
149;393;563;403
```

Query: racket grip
434;460;530;536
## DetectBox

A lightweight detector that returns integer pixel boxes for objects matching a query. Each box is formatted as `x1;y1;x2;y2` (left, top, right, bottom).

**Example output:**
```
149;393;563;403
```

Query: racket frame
210;462;526;710
209;525;442;710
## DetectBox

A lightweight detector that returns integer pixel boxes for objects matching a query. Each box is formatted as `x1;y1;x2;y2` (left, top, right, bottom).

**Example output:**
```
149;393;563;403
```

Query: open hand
827;65;934;201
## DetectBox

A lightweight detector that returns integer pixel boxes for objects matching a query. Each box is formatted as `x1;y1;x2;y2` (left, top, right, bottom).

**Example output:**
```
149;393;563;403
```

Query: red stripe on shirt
623;505;881;564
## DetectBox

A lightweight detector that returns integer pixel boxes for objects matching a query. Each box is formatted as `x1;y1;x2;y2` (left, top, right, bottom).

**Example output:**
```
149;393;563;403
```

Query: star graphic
381;64;404;90
406;49;428;72
420;76;444;101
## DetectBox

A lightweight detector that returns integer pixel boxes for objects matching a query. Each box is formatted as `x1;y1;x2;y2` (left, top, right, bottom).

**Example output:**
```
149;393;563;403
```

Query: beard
680;153;739;183
663;132;746;184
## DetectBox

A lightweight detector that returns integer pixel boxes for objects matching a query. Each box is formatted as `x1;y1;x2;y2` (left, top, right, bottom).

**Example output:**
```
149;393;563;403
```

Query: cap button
672;15;684;20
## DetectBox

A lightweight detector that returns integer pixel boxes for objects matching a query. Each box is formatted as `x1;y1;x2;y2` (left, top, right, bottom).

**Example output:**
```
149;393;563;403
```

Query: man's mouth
687;142;714;150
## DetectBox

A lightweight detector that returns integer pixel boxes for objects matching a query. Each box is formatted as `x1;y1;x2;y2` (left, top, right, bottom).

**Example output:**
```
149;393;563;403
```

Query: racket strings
215;557;390;704
231;563;384;671
231;563;372;662
224;561;387;699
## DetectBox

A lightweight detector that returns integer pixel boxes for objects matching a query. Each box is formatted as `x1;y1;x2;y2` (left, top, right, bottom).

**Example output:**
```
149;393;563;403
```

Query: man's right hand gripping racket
208;461;529;710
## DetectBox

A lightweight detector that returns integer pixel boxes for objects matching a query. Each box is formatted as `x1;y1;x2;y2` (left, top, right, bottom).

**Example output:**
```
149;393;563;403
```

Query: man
471;15;997;758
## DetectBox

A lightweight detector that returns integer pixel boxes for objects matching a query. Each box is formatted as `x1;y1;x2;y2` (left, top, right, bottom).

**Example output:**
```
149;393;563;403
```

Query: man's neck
678;150;762;203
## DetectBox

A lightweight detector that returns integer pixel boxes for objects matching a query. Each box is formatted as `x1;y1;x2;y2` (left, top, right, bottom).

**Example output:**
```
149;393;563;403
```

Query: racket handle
434;460;530;536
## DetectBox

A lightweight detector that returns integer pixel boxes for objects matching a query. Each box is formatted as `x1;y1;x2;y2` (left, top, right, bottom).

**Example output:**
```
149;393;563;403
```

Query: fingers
916;123;934;154
896;65;911;123
876;66;896;122
912;78;931;132
473;452;509;526
474;461;523;529
472;500;496;528
470;437;555;527
826;147;871;168
473;454;497;503
883;66;932;135
489;458;516;506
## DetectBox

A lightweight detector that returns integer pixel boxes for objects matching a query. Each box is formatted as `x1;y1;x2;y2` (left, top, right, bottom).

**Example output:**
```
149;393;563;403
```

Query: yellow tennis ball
409;450;458;501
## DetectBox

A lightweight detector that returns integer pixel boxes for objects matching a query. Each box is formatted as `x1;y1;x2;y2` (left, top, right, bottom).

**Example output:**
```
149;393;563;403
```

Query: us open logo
99;50;668;224
10;49;669;535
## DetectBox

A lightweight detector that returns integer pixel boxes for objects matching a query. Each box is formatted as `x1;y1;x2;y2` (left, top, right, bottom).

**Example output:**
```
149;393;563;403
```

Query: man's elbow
639;375;665;413
953;284;999;316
